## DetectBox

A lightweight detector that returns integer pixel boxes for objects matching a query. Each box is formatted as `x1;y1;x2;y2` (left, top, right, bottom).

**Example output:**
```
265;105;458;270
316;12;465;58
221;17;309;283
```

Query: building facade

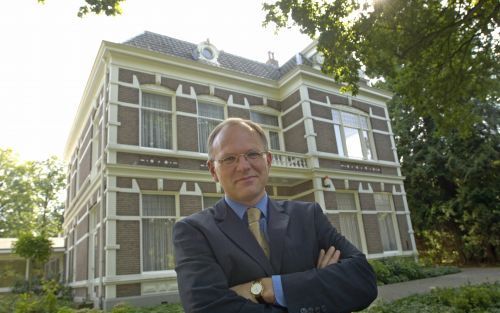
63;31;417;309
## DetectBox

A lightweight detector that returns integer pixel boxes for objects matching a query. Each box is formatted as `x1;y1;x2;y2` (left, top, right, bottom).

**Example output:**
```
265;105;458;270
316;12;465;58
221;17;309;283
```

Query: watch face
250;281;263;295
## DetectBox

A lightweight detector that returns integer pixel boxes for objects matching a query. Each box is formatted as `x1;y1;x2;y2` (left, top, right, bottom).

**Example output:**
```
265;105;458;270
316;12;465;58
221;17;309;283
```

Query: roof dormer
193;39;220;65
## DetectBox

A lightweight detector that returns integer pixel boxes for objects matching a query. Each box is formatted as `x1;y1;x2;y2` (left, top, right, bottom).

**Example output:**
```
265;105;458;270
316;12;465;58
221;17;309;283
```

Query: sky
0;0;311;162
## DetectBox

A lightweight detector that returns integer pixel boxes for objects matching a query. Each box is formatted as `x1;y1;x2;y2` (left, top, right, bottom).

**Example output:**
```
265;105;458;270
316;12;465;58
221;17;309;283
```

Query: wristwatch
250;279;265;303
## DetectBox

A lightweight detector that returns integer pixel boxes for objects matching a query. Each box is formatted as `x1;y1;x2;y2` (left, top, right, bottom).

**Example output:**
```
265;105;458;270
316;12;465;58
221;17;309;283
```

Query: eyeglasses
214;151;267;167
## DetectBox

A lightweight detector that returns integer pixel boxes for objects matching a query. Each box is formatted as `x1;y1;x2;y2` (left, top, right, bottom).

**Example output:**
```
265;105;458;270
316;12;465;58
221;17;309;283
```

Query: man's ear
266;151;273;168
207;160;219;182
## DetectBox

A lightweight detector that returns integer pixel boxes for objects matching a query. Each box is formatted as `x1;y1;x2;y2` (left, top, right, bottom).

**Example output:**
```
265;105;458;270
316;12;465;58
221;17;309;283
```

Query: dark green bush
369;257;460;285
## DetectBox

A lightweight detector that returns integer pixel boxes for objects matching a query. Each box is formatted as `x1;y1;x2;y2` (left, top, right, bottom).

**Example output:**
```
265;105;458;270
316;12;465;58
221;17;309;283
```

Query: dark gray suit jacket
173;198;377;313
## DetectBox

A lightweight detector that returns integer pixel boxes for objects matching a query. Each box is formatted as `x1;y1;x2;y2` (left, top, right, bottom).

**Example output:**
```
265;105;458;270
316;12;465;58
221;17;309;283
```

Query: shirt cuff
271;275;287;307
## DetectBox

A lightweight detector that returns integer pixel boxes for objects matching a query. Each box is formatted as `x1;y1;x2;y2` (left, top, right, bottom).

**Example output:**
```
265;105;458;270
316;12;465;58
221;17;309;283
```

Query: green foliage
0;149;66;237
369;257;460;285
37;0;124;17
388;94;500;264
363;282;500;312
13;233;52;264
12;233;53;292
263;0;499;136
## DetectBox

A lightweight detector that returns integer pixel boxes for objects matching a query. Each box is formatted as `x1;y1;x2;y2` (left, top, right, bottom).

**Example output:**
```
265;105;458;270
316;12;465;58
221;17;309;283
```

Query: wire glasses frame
213;151;268;167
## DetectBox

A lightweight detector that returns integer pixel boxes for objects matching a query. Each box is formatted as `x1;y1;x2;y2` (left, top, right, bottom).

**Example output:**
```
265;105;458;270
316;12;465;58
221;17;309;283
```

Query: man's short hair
207;118;268;160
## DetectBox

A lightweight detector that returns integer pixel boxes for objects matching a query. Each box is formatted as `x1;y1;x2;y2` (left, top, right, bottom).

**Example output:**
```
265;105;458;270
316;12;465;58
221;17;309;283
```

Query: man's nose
234;154;251;169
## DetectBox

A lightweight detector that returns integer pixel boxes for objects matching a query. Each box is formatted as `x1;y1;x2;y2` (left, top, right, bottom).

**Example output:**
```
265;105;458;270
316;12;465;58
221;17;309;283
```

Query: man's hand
230;277;275;304
317;246;340;269
230;281;257;303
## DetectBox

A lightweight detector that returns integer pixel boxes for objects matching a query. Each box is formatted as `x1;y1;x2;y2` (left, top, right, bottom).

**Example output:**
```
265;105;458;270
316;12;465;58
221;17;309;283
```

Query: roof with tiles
122;31;312;80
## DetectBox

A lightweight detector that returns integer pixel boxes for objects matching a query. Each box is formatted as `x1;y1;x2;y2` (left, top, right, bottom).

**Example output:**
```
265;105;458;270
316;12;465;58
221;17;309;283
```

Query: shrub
369;256;460;285
363;282;500;312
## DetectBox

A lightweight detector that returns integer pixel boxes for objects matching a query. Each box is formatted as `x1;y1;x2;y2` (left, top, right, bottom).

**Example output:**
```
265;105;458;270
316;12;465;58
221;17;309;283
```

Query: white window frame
197;101;225;153
139;90;173;150
374;192;400;253
250;110;283;151
334;191;367;252
140;193;179;273
331;107;375;160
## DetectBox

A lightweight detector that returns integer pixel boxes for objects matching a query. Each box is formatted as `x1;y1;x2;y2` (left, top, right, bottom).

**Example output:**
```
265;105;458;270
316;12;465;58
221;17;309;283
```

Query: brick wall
392;195;405;211
177;115;198;151
308;88;349;105
281;90;301;111
118;68;155;84
228;106;250;119
370;117;389;132
362;215;383;253
116;192;139;216
326;213;340;230
118;86;139;104
284;124;307;153
117;106;139;145
314;120;337;154
282;105;302;128
359;194;375;211
180;195;202;216
116;220;140;275
373;133;395;162
177;97;197;114
75;238;88;281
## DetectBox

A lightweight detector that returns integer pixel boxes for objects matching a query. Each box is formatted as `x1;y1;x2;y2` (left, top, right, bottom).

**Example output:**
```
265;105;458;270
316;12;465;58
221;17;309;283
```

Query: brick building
63;31;417;309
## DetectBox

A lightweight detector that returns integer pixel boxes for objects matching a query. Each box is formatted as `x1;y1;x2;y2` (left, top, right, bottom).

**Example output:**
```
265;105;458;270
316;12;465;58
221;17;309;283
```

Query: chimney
266;51;279;67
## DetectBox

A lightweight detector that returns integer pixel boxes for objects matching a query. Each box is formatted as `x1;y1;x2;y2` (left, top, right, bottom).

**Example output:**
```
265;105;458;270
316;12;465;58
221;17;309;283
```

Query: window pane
142;218;175;271
198;102;224;119
362;130;373;160
341;112;361;128
360;116;369;129
378;213;398;251
143;195;175;216
141;110;171;149
336;193;356;211
333;124;345;156
332;110;341;124
344;127;363;159
269;131;280;150
339;213;361;249
250;111;279;126
143;93;171;111
198;118;221;153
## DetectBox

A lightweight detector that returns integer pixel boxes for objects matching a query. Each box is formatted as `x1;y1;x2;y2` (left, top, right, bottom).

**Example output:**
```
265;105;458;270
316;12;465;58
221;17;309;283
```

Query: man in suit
173;118;377;313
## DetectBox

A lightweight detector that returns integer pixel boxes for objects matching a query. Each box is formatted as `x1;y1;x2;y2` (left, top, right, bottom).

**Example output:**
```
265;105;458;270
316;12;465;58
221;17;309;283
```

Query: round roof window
202;47;214;60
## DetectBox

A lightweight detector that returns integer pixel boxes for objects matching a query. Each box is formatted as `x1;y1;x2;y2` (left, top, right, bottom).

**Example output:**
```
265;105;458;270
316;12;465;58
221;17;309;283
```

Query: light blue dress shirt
224;194;287;307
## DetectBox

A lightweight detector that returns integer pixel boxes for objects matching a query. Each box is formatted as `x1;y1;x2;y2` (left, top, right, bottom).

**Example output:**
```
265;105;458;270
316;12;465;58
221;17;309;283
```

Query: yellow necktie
247;207;270;258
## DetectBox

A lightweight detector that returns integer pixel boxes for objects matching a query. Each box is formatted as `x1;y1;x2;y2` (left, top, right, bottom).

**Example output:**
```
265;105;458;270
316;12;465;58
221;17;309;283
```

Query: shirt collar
225;193;268;220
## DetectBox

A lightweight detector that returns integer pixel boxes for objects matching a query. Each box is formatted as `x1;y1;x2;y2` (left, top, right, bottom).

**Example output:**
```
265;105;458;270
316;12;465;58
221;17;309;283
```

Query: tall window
374;193;398;251
335;193;362;249
142;194;176;271
250;111;281;150
141;93;172;149
198;102;224;153
332;109;373;160
202;196;220;209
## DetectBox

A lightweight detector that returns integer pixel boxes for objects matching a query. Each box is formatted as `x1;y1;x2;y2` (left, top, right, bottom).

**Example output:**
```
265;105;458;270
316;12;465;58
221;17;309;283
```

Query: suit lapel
267;199;289;274
214;200;272;275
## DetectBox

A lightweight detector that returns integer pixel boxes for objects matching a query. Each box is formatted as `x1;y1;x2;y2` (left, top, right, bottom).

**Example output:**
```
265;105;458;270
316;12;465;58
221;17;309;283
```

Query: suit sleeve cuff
272;275;287;307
